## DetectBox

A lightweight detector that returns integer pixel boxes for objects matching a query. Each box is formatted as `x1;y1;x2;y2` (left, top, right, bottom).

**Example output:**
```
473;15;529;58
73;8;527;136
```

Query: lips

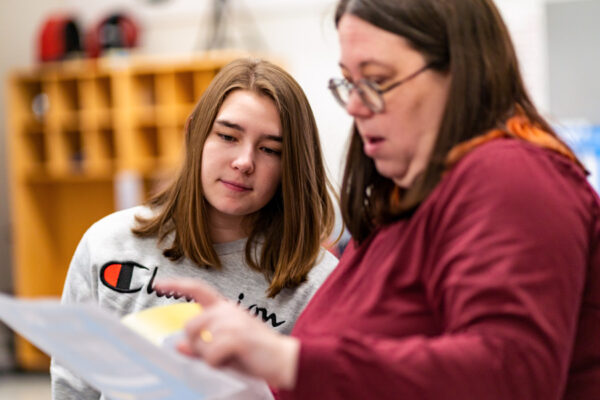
365;136;384;144
361;134;385;157
220;179;252;192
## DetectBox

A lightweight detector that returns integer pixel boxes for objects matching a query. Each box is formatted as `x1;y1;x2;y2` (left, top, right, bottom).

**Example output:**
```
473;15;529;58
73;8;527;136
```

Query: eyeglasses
328;64;431;113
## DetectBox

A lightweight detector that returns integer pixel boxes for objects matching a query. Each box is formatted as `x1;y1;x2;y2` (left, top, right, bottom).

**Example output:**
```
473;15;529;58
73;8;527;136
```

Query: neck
208;211;249;244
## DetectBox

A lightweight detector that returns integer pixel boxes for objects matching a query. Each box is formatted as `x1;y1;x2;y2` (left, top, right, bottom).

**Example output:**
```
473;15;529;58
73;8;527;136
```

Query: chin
375;164;406;183
221;208;254;217
212;202;250;216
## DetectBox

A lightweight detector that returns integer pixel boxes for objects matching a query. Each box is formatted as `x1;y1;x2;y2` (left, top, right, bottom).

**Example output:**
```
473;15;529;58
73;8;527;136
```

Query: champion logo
100;261;149;293
99;261;286;329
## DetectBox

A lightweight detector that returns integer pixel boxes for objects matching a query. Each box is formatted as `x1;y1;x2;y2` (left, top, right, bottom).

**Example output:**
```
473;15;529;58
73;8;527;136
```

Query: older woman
156;1;600;399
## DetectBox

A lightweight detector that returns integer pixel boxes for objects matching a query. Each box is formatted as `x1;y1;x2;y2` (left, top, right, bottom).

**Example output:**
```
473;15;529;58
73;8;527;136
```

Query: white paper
0;294;274;400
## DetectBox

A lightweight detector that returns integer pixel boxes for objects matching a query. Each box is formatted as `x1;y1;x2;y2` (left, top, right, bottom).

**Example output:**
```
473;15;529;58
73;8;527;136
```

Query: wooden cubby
6;53;243;370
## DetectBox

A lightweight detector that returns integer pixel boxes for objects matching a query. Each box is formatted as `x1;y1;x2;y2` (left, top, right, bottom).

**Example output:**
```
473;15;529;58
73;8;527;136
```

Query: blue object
557;123;600;193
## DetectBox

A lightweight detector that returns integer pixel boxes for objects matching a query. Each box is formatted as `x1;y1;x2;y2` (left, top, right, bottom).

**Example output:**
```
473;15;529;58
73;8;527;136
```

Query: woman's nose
345;89;372;119
231;148;255;174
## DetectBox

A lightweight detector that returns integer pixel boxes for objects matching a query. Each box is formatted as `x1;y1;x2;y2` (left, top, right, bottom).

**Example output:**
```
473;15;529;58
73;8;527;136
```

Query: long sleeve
282;140;598;400
50;231;101;400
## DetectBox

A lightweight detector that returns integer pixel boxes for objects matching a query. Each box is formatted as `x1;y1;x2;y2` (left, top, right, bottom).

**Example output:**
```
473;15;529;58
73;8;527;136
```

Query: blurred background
0;0;599;397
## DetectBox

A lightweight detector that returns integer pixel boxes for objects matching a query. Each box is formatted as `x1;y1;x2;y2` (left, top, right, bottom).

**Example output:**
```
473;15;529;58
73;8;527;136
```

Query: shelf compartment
174;71;196;104
60;129;85;172
94;76;113;110
56;79;81;111
22;115;45;133
98;128;117;161
13;79;48;121
132;73;157;107
22;132;48;171
84;128;117;175
133;126;160;170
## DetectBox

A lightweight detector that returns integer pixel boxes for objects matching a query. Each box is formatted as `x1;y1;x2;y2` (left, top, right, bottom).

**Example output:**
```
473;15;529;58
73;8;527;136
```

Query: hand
154;278;300;389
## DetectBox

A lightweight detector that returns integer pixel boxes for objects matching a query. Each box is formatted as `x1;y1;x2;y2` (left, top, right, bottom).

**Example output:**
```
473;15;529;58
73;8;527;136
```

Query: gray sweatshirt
51;206;338;400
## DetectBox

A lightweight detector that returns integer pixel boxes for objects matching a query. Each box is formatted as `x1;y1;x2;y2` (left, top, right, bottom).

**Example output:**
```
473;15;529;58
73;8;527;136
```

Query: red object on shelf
38;15;82;62
86;14;139;58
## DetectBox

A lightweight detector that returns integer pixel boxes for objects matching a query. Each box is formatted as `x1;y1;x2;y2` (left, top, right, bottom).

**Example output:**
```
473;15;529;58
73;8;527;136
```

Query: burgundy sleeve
281;144;595;400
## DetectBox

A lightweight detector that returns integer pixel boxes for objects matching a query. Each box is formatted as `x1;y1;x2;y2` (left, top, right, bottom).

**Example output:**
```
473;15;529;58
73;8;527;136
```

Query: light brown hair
335;0;575;242
133;58;335;297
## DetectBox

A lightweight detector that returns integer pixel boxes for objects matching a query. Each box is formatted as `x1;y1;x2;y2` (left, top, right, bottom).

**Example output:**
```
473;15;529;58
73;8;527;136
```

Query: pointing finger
153;278;222;307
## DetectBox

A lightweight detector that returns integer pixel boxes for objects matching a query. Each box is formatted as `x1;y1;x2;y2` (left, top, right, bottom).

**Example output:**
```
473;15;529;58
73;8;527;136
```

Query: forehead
216;90;282;134
337;14;422;72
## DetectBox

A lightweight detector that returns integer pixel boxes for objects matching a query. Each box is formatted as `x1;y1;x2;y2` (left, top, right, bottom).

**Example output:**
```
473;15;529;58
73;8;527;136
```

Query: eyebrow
339;60;395;73
215;119;282;142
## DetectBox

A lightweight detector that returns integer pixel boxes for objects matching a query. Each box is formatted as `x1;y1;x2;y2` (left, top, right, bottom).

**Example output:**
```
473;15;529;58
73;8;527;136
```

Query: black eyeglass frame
328;63;432;113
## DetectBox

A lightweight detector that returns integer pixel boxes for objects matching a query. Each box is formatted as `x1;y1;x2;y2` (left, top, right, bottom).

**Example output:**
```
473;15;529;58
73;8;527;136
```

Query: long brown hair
133;58;335;297
335;0;572;242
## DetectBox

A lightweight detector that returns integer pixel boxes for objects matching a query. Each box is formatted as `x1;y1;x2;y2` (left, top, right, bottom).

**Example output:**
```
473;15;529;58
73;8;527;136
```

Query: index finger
153;278;222;307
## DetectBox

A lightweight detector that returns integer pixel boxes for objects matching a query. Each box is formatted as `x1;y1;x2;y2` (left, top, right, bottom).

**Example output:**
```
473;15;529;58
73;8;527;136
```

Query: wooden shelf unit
6;55;240;370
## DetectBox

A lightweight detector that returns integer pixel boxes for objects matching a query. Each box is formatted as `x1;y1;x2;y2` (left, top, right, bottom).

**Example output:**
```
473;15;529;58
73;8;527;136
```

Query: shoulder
306;248;338;283
456;138;581;178
83;205;155;242
426;138;599;245
438;138;595;209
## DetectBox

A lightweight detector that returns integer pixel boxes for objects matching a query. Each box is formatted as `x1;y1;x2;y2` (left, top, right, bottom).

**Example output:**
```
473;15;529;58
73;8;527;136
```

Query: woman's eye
260;146;281;156
367;77;387;86
217;133;236;142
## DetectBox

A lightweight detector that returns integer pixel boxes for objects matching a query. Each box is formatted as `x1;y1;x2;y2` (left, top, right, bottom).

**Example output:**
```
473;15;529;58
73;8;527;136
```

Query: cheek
396;93;425;126
263;160;282;194
387;95;428;147
200;142;221;175
200;155;210;185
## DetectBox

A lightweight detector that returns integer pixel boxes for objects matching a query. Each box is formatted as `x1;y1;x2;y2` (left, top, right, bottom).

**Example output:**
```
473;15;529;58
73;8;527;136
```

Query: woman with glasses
156;1;600;399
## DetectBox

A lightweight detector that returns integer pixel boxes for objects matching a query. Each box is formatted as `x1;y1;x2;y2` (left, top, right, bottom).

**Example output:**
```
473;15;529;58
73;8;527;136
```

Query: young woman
50;58;338;399
155;1;600;399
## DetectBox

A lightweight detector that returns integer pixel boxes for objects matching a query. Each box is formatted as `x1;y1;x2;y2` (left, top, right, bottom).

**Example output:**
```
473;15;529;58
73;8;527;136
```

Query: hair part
336;0;573;242
133;58;335;297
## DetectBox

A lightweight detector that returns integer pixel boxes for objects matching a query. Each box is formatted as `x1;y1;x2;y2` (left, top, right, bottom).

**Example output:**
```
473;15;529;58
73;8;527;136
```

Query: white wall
547;0;600;123
496;0;550;114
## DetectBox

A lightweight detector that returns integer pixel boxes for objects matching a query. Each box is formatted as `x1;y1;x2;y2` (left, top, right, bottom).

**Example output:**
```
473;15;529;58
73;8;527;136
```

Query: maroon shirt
281;139;600;400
